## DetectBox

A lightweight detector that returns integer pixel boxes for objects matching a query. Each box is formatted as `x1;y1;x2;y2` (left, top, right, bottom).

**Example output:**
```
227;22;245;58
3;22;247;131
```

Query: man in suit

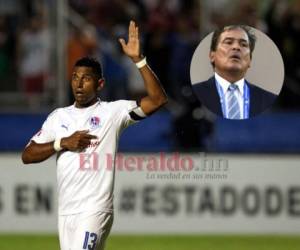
193;25;277;119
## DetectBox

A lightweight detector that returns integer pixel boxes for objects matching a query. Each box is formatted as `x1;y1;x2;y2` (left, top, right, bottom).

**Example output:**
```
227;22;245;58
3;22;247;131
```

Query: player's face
210;28;251;77
71;66;100;108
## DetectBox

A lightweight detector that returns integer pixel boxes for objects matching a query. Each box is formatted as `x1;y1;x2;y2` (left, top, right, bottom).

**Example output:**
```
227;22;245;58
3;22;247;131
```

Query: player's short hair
74;57;103;80
210;25;256;59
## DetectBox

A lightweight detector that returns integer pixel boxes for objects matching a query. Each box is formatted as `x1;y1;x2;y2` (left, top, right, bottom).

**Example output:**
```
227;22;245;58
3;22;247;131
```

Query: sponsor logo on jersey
87;140;101;148
89;116;101;130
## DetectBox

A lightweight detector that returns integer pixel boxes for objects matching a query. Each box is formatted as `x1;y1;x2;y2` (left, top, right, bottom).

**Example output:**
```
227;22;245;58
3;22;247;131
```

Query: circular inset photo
190;25;284;120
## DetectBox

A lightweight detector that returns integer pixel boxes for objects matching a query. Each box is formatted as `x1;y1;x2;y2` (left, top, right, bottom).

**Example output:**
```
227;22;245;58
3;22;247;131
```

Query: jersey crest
89;116;101;130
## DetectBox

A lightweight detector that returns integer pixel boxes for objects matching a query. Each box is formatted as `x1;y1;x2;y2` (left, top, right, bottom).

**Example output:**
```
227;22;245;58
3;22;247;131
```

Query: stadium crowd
0;0;300;150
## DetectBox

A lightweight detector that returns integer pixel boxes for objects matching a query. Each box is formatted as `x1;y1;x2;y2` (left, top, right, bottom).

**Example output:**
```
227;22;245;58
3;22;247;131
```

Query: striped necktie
227;84;240;119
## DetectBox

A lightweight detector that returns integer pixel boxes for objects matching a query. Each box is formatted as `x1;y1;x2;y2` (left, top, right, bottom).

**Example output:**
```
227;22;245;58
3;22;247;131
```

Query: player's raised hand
61;130;98;152
119;20;141;62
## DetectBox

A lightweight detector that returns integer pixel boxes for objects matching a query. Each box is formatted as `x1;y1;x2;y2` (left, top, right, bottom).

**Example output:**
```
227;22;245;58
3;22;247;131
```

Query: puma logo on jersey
61;124;69;130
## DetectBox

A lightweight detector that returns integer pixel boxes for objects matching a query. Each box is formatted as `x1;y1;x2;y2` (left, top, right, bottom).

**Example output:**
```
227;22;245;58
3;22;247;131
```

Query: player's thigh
58;214;75;250
72;212;113;250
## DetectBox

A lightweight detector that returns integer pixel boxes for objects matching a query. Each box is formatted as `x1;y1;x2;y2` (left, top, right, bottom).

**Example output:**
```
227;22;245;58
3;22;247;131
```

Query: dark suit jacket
193;76;277;118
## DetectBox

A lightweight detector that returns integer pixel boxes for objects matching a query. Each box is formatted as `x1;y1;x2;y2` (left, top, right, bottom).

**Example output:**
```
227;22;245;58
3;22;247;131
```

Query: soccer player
22;21;167;250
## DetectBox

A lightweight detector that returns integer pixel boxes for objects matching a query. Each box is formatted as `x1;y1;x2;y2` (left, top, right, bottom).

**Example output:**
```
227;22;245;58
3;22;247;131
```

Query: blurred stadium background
0;0;300;249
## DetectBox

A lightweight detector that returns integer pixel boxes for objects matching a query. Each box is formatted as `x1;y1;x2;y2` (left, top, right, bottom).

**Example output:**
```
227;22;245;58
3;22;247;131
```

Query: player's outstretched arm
119;20;168;115
22;130;97;164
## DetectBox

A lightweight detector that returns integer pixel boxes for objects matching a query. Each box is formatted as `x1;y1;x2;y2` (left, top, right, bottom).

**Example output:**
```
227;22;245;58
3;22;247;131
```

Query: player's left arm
119;20;168;115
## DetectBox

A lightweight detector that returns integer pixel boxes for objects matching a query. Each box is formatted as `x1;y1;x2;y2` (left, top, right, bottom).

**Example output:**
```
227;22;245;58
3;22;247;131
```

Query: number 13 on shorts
83;231;98;250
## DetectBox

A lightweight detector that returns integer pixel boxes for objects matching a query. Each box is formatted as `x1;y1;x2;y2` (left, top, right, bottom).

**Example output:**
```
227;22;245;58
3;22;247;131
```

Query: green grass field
0;235;299;250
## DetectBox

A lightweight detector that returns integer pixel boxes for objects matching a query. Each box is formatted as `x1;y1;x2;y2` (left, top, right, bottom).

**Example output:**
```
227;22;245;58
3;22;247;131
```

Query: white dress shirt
215;72;245;119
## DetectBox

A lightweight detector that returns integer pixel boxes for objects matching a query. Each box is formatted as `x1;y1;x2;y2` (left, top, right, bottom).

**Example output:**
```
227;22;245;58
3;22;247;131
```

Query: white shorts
58;211;113;250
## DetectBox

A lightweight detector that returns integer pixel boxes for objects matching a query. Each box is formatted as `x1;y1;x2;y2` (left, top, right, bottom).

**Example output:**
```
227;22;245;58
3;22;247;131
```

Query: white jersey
31;100;138;215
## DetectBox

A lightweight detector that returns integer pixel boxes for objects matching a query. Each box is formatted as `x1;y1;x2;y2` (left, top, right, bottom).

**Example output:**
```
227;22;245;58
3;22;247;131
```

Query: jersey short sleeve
31;109;58;144
113;100;141;130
